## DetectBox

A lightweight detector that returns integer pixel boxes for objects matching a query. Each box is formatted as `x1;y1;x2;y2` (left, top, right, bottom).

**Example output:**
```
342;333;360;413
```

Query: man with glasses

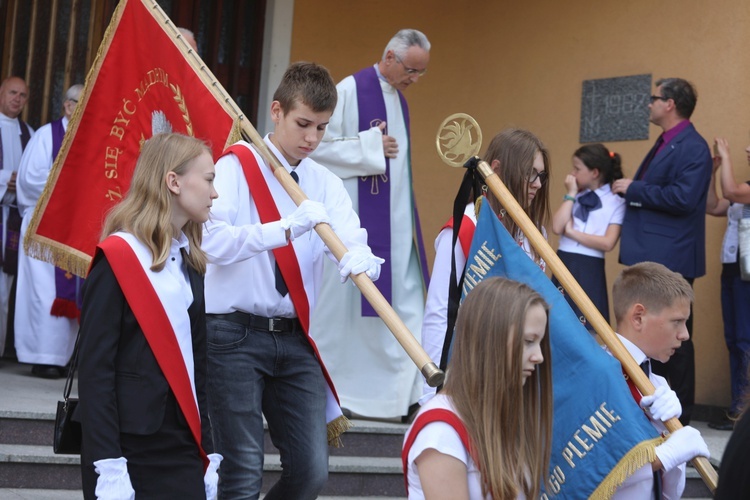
309;29;430;421
612;77;713;426
14;84;83;378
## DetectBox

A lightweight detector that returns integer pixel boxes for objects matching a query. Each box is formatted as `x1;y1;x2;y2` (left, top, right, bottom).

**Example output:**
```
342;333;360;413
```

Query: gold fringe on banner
589;436;665;499
327;415;353;448
23;0;128;276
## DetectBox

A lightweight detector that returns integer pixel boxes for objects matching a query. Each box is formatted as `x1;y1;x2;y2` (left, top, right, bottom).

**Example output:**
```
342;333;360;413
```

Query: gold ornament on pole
434;114;717;493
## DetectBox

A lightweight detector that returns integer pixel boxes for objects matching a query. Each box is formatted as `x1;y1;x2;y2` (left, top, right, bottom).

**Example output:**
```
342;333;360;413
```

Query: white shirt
17;117;68;217
607;335;685;500
558;184;625;258
0;112;33;203
202;137;370;318
115;232;197;408
404;394;490;500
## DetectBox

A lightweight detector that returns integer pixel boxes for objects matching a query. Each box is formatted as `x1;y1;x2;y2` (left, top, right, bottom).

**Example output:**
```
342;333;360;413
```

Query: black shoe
708;414;736;431
31;364;65;379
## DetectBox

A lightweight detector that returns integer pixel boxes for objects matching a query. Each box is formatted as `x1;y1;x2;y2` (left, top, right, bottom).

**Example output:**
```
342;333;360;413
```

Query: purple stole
45;119;83;319
352;66;430;316
0;118;31;275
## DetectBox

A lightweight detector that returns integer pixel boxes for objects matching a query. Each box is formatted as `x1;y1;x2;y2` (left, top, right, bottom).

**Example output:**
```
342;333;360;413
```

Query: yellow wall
291;0;750;407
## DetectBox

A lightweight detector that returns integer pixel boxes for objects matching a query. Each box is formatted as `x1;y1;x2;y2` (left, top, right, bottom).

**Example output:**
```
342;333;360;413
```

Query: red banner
27;0;239;277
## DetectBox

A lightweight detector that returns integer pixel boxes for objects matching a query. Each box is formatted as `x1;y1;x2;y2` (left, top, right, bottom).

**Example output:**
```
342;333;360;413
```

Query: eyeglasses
394;55;427;77
528;170;548;185
649;95;668;103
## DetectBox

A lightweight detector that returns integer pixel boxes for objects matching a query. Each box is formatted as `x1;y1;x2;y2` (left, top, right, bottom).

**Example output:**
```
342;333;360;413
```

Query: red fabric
442;215;475;259
401;408;472;495
31;0;235;271
223;144;340;403
98;236;209;470
50;298;79;319
623;368;643;405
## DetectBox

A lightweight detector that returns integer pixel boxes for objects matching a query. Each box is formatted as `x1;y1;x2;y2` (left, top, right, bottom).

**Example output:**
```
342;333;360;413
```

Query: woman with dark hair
551;143;625;330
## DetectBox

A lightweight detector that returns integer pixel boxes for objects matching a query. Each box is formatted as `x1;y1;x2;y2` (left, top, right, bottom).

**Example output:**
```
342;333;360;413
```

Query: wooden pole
142;0;445;388
475;159;718;492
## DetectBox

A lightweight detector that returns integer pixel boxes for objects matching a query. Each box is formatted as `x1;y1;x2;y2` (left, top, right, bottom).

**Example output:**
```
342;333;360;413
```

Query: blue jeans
206;316;329;499
721;270;750;414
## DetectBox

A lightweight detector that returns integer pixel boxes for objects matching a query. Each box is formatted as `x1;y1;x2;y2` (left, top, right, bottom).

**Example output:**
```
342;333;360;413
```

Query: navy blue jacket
619;122;712;278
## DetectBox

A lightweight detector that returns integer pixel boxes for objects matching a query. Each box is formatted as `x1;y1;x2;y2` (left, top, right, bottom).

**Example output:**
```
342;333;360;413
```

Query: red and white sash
402;408;472;495
97;234;208;468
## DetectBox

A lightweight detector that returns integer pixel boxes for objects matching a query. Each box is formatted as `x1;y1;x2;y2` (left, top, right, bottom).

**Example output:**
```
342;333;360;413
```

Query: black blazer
75;251;213;464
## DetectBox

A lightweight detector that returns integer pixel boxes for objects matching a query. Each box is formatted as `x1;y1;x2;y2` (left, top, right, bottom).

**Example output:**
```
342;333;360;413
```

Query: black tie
640;359;650;377
275;170;298;296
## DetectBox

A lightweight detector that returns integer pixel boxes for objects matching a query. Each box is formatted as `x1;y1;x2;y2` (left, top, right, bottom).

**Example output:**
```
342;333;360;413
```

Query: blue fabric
458;201;659;498
573;190;602;222
619;123;713;279
206;316;328;500
720;270;750;414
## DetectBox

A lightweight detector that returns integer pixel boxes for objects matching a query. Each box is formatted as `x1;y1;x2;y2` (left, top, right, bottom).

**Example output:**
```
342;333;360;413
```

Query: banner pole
145;0;444;388
474;158;717;492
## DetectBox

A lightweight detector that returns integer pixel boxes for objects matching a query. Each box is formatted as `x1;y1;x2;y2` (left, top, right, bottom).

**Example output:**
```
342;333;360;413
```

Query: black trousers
81;391;205;499
651;276;695;426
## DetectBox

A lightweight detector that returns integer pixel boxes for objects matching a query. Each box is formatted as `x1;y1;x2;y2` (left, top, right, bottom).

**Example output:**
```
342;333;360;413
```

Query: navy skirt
552;250;610;330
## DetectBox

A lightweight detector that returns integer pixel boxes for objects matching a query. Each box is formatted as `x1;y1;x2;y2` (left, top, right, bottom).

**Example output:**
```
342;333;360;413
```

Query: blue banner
462;201;659;498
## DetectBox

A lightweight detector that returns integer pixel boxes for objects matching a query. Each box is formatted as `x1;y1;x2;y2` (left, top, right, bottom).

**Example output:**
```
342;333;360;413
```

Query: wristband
563;194;576;202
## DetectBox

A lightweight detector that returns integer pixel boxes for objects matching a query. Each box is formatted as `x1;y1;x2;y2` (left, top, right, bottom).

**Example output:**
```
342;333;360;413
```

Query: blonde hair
102;133;211;273
612;261;694;324
444;277;553;499
484;128;550;264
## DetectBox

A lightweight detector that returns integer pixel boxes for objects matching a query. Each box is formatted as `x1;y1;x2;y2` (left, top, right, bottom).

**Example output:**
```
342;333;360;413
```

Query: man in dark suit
613;77;713;426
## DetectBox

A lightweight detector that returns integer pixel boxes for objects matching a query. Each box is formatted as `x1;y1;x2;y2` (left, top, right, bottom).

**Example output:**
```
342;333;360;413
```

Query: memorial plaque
580;74;651;143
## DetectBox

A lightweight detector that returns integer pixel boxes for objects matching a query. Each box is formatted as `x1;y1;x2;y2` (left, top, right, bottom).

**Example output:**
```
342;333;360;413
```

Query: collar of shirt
263;134;303;179
374;63;387;83
661;119;691;148
615;333;648;366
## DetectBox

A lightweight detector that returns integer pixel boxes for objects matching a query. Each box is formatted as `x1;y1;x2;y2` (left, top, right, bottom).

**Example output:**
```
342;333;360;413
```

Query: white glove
204;453;223;500
280;200;330;240
640;386;682;422
338;250;384;283
654;426;710;472
93;457;135;500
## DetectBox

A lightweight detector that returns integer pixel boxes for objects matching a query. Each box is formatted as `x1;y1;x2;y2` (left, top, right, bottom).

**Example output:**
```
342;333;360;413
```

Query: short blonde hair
612;262;694;323
102;133;211;273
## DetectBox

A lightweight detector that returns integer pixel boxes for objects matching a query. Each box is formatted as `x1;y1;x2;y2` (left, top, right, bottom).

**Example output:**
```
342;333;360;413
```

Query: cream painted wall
289;0;750;407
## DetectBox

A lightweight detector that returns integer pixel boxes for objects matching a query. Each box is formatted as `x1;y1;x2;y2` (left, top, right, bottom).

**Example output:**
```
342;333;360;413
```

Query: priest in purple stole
0;77;33;358
14;84;83;378
309;30;431;419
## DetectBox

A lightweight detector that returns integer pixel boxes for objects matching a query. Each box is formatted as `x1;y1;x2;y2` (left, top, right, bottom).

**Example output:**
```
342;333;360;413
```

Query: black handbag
53;331;81;454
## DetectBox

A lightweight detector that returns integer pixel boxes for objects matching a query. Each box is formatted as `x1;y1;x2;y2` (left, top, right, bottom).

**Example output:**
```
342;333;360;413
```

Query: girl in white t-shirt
404;277;553;499
420;129;551;404
551;143;625;330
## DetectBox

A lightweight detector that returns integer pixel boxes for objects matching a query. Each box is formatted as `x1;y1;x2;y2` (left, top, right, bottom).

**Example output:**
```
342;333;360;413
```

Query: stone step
0;443;721;497
0;491;405;500
0;411;408;458
0;444;405;496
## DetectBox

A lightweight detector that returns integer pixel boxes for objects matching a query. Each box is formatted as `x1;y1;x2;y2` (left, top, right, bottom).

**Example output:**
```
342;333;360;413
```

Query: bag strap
62;330;80;402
